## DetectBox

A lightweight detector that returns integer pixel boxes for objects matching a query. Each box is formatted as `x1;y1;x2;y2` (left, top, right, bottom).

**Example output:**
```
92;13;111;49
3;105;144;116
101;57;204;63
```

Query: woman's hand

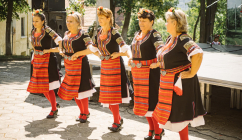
43;49;50;54
127;58;132;67
180;69;194;79
71;52;79;61
111;52;120;59
150;62;160;69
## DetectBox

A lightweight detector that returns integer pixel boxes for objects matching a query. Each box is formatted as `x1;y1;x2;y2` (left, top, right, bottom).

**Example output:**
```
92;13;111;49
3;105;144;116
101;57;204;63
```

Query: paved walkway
0;60;237;140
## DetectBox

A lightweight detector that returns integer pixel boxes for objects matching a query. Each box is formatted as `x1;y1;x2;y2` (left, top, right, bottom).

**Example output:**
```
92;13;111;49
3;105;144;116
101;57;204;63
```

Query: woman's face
165;18;176;34
98;15;110;27
66;16;79;32
33;16;44;29
139;18;153;32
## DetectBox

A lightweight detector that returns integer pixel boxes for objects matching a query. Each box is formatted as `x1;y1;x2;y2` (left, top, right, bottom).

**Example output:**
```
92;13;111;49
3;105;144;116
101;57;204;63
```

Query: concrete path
0;60;235;140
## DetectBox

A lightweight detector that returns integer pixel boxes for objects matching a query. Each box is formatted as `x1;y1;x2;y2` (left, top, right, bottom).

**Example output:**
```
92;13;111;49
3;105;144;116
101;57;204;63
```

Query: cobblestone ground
0;61;240;140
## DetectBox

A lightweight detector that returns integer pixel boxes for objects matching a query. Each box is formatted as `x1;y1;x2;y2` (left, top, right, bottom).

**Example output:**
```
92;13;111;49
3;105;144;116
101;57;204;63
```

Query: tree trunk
199;0;206;43
110;0;116;26
207;0;218;42
121;7;132;42
5;0;13;55
193;10;201;41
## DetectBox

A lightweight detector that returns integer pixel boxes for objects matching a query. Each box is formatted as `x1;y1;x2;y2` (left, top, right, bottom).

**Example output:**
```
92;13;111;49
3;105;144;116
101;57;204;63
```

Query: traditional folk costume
130;29;165;139
153;33;207;134
91;27;133;130
27;26;62;118
57;29;96;122
211;41;221;45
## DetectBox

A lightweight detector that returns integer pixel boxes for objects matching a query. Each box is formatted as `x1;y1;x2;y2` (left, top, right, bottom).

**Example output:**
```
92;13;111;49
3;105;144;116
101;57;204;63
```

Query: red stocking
146;117;154;136
110;104;120;128
80;98;89;120
75;97;84;118
109;105;121;121
48;90;57;115
179;125;189;140
151;117;163;139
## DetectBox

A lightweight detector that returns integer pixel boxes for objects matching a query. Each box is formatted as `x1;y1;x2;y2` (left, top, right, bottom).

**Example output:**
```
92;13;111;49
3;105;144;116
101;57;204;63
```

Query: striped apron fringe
99;57;122;104
132;58;157;116
153;63;191;125
27;51;50;94
58;56;84;100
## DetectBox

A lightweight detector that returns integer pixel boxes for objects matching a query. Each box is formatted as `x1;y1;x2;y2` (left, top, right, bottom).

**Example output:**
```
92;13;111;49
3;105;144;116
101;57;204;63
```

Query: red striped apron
27;51;50;94
132;58;157;116
99;57;122;104
153;63;191;125
58;56;84;100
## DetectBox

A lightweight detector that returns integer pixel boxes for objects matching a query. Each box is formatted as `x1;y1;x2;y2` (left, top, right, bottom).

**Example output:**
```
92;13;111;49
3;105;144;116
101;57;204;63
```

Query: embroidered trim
154;41;164;48
84;32;89;36
83;37;92;46
63;30;83;53
97;28;112;55
153;32;162;38
184;40;196;50
31;26;46;47
112;28;120;36
116;37;124;44
180;34;191;41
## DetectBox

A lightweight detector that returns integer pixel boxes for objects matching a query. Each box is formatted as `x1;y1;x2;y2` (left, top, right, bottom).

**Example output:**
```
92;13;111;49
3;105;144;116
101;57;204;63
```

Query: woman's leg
151;117;164;139
146;117;154;136
75;97;84;119
179;125;189;140
109;104;120;128
80;97;89;120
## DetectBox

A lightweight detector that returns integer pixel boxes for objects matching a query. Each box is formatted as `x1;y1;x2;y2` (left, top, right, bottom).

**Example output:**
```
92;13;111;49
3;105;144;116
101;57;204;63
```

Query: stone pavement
0;60;239;140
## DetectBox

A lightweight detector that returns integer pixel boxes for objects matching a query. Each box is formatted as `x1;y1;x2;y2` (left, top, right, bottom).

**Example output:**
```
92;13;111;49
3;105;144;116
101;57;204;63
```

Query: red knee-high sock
80;98;89;120
48;90;57;115
43;92;51;102
110;104;120;128
75;97;84;118
146;117;154;136
151;117;163;139
179;125;189;140
109;105;121;121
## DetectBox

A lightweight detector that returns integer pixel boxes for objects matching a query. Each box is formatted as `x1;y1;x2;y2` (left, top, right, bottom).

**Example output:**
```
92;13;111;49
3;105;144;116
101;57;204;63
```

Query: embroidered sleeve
151;31;164;52
83;32;93;47
112;28;128;53
182;39;203;61
45;27;62;45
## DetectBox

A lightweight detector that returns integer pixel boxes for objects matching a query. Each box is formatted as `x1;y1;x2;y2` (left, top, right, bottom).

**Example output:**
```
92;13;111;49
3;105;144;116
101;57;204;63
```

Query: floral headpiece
66;0;85;16
32;9;43;16
214;34;220;38
97;6;107;12
137;8;151;16
168;7;178;21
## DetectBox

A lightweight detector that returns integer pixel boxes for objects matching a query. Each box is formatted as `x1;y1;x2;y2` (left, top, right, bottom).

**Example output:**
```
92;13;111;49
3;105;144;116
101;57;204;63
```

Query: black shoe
120;118;123;126
108;123;121;132
152;129;165;140
80;113;90;123
46;109;58;119
76;113;83;121
56;103;60;108
144;130;154;140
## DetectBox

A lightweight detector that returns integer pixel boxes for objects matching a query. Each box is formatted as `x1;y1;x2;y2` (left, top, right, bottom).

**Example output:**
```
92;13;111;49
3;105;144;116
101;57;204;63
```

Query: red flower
35;10;39;13
168;7;174;12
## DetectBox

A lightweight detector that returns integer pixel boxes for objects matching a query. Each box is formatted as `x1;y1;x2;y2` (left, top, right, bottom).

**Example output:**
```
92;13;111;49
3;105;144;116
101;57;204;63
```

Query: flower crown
32;9;43;16
168;7;178;21
97;6;107;12
66;0;85;16
137;8;151;16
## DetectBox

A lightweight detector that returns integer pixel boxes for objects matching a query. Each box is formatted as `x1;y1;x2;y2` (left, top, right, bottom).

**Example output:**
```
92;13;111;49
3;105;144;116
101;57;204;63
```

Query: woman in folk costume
151;8;207;140
27;9;62;118
91;6;133;132
57;11;96;123
128;8;165;140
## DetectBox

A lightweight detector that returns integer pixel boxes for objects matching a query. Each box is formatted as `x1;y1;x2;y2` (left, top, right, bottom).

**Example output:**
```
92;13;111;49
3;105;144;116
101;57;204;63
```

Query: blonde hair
67;12;82;29
165;9;188;33
97;7;113;27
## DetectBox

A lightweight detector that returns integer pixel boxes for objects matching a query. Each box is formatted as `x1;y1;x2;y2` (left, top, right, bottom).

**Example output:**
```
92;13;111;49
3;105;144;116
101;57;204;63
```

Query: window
21;17;25;36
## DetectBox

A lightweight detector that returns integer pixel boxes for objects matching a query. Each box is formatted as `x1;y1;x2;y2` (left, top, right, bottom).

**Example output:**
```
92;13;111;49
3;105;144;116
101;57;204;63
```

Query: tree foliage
0;0;30;21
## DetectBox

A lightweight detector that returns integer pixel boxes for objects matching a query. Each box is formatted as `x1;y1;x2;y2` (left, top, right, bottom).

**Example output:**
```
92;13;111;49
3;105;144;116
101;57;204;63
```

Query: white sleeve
120;44;130;53
188;48;203;61
54;36;62;45
87;44;99;53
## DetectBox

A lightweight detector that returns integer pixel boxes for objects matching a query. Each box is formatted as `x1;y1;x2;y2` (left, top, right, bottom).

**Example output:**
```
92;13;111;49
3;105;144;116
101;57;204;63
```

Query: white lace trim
120;45;129;53
76;88;96;100
158;115;205;132
88;45;99;53
188;48;203;61
49;80;60;90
